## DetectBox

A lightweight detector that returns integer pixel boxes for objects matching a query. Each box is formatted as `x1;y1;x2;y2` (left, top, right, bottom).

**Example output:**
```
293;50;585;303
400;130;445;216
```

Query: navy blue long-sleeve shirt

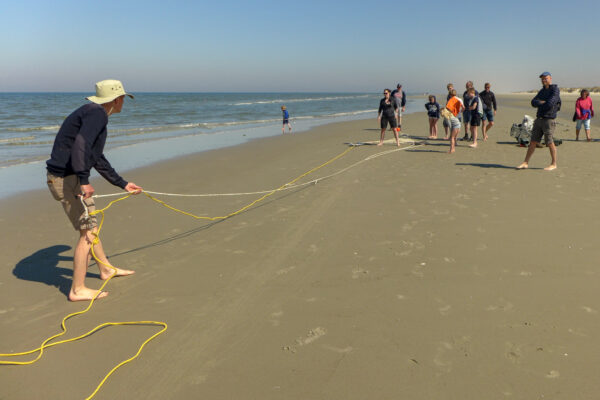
531;84;561;119
46;103;127;188
424;101;440;118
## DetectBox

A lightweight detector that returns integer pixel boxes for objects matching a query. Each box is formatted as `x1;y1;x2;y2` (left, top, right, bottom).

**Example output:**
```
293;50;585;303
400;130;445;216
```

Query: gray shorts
531;118;556;144
450;116;461;130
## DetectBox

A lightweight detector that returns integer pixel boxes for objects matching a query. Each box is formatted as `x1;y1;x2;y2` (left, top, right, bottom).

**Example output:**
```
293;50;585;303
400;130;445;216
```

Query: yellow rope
0;145;355;399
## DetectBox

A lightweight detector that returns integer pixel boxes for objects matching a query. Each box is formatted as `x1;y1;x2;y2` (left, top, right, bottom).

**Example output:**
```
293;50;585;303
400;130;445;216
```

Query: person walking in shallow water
46;80;142;301
517;72;561;171
281;105;292;134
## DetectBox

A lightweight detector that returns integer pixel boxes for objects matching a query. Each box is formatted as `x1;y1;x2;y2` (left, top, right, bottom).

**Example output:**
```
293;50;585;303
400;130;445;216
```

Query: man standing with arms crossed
517;72;561;171
46;79;143;301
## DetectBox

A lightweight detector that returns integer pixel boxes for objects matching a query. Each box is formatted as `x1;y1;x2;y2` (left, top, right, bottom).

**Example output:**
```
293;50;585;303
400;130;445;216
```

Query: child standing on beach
425;95;440;139
466;88;482;148
443;83;454;139
445;89;465;154
575;89;594;141
281;105;292;134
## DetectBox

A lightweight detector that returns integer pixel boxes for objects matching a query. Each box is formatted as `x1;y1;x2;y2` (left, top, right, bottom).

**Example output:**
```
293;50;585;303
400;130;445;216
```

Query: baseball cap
539;71;551;78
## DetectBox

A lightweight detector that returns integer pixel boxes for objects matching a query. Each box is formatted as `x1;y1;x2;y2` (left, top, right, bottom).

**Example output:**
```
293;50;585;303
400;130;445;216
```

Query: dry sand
2;95;600;399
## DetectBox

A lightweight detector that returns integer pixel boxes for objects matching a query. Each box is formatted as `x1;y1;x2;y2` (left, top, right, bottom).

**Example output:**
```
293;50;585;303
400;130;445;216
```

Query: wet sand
2;95;600;399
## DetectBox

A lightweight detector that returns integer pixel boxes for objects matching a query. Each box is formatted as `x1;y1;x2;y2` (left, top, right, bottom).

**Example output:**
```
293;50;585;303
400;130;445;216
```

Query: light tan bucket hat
86;79;134;104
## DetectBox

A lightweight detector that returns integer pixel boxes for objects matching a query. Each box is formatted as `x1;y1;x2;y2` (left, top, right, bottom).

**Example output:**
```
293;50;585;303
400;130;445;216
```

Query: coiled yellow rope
0;144;357;399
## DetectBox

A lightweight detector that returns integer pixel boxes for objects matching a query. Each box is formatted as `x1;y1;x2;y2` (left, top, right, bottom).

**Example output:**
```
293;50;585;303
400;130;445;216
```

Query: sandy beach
2;94;600;399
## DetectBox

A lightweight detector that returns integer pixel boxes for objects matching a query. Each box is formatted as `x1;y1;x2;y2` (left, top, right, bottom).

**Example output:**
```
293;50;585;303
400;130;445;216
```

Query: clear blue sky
1;0;598;93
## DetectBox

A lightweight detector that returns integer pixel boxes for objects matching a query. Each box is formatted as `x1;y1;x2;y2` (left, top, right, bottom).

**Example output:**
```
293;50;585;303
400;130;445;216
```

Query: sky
1;0;599;93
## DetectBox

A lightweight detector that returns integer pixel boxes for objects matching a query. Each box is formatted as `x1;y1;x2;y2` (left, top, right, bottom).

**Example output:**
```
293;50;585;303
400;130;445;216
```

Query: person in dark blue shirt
378;89;400;146
46;79;142;301
517;72;561;171
424;95;440;139
281;105;292;134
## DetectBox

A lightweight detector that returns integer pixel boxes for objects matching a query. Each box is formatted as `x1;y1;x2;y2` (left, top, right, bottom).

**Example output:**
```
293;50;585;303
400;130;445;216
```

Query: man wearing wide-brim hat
46;79;142;301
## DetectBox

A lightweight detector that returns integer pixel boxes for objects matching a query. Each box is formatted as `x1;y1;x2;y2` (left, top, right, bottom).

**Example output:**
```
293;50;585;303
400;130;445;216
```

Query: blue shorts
283;119;289;125
576;119;591;130
482;109;494;122
462;110;471;124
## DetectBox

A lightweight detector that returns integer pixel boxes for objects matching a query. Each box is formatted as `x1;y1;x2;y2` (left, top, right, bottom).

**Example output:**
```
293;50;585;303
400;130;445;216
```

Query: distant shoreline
514;87;600;95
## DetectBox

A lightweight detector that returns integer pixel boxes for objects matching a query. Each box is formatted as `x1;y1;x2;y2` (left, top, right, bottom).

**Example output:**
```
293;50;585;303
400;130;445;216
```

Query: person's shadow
13;245;100;298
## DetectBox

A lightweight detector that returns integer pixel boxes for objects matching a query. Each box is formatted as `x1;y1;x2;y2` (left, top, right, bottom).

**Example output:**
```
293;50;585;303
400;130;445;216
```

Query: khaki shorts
47;173;97;231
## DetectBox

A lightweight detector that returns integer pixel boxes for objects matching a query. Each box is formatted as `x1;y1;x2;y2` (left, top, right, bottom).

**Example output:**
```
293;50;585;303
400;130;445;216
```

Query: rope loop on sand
0;141;420;399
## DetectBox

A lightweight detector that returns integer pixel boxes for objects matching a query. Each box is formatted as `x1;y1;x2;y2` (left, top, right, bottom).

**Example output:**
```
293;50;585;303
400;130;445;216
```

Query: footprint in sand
308;244;318;253
323;345;352;354
283;327;327;353
352;267;369;279
505;342;522;363
581;306;597;314
486;298;514;312
546;370;560;379
270;311;283;327
276;265;296;276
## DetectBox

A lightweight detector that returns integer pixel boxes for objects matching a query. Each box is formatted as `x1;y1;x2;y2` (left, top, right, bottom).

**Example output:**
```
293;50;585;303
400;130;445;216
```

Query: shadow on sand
455;162;518;169
13;244;101;298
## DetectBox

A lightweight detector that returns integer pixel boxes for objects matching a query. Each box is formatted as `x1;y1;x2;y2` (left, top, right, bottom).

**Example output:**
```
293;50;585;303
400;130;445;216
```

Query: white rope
92;143;423;199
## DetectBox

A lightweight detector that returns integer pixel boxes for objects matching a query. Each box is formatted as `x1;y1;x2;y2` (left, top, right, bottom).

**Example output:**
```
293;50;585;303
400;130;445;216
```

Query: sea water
0;92;420;198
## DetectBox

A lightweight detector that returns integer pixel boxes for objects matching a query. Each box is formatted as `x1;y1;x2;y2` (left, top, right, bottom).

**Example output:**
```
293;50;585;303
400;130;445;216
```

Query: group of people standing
379;72;596;171
435;81;498;148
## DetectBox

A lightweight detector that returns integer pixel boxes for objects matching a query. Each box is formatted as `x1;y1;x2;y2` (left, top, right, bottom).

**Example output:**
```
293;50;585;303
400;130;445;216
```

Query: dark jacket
479;90;497;111
379;98;398;117
46;103;127;188
531;84;561;119
424;99;440;118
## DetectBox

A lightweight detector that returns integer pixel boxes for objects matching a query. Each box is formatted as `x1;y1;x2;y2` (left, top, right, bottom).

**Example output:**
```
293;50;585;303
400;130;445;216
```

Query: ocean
0;92;421;198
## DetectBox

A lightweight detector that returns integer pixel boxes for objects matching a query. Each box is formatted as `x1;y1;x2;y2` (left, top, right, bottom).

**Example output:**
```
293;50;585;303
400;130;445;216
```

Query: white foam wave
232;95;371;106
12;125;60;132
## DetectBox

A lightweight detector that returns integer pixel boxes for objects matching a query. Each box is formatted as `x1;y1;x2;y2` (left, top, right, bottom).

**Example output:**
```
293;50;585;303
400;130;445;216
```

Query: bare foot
69;287;108;302
443;136;449;140
483;135;488;141
469;143;477;148
516;162;528;170
377;142;383;146
544;165;557;171
447;149;455;154
396;141;400;147
100;267;135;280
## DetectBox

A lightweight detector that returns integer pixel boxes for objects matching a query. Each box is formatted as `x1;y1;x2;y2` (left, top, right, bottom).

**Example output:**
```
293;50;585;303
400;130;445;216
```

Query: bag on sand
510;114;562;146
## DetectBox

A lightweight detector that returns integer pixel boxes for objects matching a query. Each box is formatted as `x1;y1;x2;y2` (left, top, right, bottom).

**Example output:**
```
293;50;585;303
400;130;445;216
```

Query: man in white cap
46;79;142;301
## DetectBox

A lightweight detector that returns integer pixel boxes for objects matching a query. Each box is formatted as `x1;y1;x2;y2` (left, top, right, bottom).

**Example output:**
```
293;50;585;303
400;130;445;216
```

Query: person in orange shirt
444;89;465;153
